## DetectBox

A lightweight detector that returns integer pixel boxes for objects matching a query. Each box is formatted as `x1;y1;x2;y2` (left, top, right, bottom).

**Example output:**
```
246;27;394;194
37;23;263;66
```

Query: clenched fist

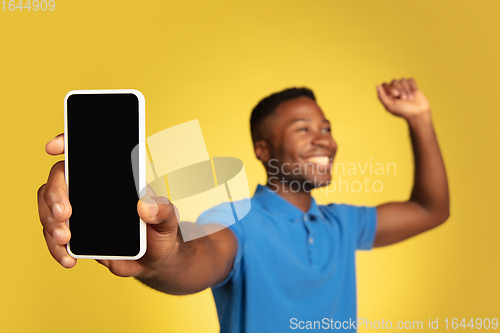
376;78;431;119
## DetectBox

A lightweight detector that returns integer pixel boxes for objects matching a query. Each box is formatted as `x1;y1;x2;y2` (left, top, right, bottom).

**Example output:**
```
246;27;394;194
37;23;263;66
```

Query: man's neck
266;177;312;213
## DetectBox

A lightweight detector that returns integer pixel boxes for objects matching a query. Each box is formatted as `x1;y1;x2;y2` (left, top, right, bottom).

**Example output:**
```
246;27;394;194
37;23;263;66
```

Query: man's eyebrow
290;118;310;124
289;118;331;125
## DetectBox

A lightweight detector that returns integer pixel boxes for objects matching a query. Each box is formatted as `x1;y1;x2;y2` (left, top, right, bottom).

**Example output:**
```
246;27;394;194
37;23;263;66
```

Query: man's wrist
406;110;432;128
133;248;180;281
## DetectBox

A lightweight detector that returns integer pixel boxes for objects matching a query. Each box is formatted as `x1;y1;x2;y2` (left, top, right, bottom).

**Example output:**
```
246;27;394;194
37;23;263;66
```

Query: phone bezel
64;89;147;260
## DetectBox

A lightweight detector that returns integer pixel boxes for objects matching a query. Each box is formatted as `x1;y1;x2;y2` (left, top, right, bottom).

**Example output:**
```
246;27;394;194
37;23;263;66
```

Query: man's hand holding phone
38;133;181;278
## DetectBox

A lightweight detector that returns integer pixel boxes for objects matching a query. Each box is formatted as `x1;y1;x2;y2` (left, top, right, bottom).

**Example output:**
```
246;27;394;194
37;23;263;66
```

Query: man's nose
311;131;330;147
312;133;337;154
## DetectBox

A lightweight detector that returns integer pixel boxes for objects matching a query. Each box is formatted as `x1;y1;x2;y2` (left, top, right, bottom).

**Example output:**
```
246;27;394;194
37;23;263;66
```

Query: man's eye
298;128;308;132
322;128;331;133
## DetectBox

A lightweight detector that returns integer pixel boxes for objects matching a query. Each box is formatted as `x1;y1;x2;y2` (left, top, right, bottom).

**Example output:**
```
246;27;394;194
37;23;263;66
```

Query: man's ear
254;140;270;163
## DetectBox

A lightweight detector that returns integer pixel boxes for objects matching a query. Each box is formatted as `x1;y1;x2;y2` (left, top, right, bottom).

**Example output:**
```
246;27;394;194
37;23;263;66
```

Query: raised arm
373;78;450;247
38;134;238;295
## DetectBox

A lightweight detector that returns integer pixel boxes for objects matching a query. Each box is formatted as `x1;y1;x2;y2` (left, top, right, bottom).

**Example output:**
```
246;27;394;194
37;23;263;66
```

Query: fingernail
52;203;65;219
141;196;158;217
156;196;170;205
53;228;67;242
47;135;59;145
173;205;180;222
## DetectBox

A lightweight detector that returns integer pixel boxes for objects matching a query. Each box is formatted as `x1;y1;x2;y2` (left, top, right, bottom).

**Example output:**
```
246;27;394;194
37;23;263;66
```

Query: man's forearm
407;112;450;222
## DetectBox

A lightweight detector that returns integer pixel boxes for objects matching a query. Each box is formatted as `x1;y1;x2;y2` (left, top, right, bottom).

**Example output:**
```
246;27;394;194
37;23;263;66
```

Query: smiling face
255;96;338;192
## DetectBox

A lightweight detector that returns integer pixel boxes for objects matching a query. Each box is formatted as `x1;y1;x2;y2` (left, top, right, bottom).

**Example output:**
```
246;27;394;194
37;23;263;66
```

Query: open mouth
305;156;331;166
303;156;332;175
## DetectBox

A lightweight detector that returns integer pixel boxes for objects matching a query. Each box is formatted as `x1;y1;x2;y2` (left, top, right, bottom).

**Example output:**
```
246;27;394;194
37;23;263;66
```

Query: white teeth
306;156;329;165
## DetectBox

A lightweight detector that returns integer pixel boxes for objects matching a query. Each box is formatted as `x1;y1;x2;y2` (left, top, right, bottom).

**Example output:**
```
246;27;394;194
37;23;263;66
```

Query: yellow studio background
0;0;499;332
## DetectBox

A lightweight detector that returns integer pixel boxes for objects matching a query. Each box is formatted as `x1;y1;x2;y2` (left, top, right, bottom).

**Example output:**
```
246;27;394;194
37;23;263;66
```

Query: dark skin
254;96;337;212
38;78;449;294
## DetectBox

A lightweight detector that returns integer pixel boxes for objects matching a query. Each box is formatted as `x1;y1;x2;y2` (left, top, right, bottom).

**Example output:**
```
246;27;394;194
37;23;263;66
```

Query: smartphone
64;89;146;260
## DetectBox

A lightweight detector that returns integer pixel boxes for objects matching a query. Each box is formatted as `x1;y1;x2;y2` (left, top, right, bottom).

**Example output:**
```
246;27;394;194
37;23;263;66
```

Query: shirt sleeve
355;205;378;250
211;223;244;289
196;202;245;289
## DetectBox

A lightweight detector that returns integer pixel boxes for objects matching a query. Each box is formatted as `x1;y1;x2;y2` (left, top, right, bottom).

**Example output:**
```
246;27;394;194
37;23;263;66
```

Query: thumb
138;195;180;234
137;195;181;267
376;85;393;109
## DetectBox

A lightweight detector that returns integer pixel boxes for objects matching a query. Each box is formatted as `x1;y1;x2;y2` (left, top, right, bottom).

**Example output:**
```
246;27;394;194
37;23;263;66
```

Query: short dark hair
250;87;316;143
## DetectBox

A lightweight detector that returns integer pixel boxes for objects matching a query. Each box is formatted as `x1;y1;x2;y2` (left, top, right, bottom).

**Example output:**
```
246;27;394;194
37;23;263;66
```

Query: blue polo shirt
196;184;378;332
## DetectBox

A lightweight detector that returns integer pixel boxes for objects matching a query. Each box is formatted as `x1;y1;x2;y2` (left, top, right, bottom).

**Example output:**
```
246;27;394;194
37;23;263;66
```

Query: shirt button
309;237;314;244
303;215;309;222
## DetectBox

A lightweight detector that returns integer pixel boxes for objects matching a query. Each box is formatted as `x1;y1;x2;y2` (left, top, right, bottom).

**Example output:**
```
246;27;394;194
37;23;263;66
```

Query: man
38;78;449;332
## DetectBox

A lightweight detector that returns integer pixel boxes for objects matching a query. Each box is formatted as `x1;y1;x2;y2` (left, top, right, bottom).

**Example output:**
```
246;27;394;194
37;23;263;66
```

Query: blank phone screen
67;93;141;257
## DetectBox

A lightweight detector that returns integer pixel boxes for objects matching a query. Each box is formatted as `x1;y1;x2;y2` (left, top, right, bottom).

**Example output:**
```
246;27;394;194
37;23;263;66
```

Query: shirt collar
253;184;326;222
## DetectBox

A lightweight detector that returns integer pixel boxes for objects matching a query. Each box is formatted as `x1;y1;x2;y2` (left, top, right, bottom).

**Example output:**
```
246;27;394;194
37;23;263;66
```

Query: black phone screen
66;93;142;257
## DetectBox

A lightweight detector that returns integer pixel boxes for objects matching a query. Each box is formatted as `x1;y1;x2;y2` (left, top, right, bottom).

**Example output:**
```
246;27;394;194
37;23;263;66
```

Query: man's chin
304;176;332;191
